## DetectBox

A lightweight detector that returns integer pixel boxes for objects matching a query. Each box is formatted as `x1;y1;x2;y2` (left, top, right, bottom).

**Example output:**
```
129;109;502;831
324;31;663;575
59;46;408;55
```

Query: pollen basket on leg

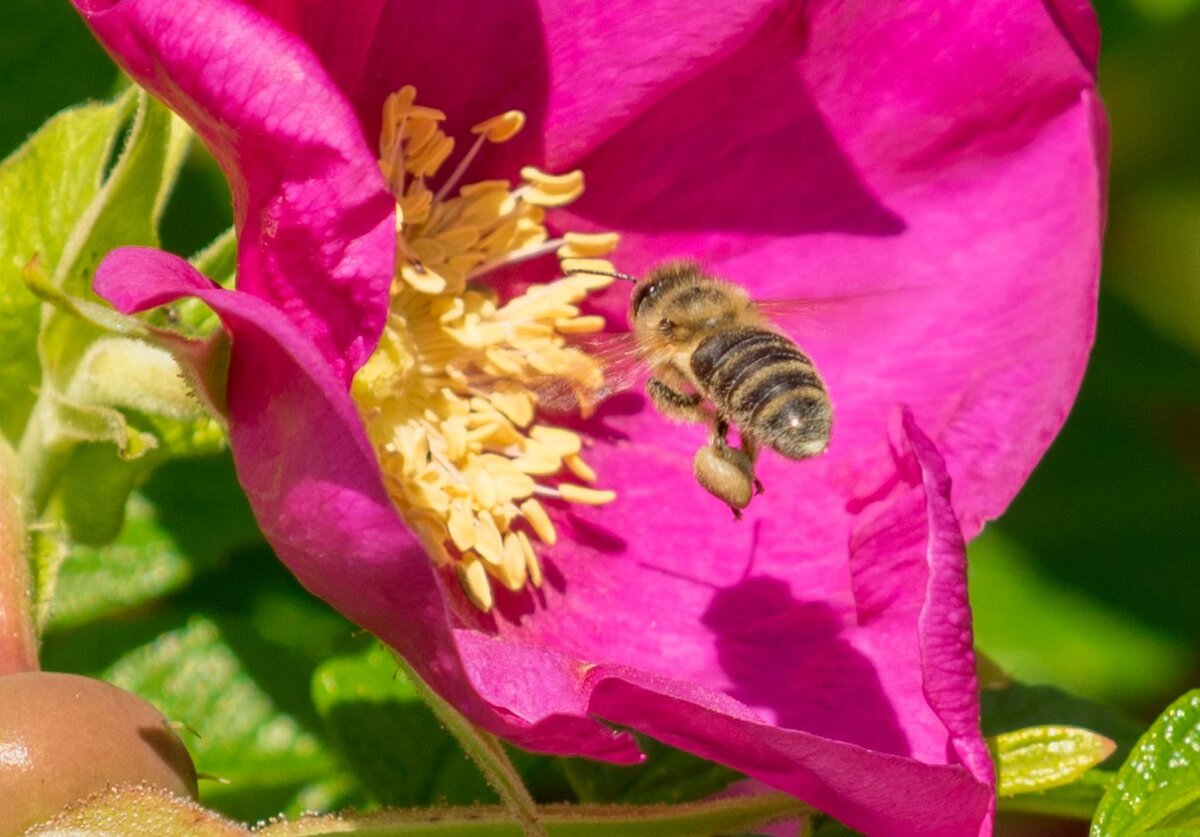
353;87;620;613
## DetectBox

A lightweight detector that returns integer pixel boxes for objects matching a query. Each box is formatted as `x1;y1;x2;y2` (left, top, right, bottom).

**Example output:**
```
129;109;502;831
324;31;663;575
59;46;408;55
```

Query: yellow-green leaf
991;725;1116;796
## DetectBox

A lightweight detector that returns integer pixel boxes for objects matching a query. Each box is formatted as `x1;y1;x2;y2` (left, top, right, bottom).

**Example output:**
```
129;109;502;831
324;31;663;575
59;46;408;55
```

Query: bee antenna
565;268;638;283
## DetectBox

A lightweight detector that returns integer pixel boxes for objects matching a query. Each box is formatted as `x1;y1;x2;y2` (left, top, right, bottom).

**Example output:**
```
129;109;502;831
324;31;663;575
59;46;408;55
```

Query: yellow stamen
519;166;586;207
555;315;607;334
355;87;619;611
564;453;598;483
457;555;494;612
519;498;556;545
517;530;543;588
472;111;526;143
557;484;617;505
557;231;621;259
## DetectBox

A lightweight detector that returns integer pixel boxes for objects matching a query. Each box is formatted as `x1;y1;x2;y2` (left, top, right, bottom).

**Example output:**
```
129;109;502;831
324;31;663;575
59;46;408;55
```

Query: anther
435;110;529;204
519;167;585;207
557;484;616;505
472;111;526;143
558;232;621;259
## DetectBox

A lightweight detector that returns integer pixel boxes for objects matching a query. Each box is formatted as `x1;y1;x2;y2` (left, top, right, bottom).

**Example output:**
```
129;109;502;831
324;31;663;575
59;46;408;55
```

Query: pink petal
247;0;786;175
549;0;1105;537
457;406;993;835
74;0;395;383
93;246;640;764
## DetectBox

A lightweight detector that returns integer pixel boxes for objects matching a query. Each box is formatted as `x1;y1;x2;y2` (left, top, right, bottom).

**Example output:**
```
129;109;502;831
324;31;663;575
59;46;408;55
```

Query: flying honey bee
567;260;832;518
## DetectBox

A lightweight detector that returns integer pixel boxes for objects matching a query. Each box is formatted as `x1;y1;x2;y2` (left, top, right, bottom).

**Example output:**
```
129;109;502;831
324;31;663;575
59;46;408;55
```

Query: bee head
564;259;707;329
630;260;705;321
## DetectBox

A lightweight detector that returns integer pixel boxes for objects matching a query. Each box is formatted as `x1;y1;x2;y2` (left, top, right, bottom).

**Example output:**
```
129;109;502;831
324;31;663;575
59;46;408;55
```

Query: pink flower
75;1;1104;834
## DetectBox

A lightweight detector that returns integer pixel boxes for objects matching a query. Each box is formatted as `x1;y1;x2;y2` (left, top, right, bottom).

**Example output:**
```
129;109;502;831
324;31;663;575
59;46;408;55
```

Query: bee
569;260;832;518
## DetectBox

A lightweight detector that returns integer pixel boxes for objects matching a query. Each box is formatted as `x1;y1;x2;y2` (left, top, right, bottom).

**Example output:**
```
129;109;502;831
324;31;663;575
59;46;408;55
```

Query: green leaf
0;92;132;441
311;644;494;808
10;88;220;565
1092;690;1200;835
44;452;261;630
191;227;237;287
50;89;185;298
981;682;1144;764
990;725;1116;796
103;614;342;819
55;443;153;545
563;737;742;805
969;528;1190;705
999;769;1113;820
811;817;867;837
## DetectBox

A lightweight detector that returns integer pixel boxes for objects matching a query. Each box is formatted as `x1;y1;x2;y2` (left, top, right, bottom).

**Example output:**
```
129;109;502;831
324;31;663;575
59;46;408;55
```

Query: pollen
353;86;620;613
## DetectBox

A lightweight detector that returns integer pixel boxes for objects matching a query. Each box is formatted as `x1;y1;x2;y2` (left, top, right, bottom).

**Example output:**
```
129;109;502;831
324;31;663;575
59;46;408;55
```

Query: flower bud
0;672;197;834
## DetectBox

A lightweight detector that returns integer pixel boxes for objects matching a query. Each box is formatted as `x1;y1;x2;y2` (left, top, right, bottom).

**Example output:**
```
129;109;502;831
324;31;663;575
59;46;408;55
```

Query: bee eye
631;279;665;318
658;319;674;334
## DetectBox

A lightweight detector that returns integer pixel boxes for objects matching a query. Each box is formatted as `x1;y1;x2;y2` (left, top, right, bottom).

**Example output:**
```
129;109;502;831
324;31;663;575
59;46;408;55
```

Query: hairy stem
393;653;545;836
0;439;39;675
261;794;813;836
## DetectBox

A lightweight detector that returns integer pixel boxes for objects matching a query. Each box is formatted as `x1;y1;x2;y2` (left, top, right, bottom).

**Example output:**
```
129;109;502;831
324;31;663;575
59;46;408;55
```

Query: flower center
352;86;620;613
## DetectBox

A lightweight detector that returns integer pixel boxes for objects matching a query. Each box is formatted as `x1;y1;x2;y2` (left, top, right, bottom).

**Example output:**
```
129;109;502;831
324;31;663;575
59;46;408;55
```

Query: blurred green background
2;0;1199;832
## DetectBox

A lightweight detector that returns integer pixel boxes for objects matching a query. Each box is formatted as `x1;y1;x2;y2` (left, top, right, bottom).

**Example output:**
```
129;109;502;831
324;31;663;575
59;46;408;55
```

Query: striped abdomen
690;328;831;460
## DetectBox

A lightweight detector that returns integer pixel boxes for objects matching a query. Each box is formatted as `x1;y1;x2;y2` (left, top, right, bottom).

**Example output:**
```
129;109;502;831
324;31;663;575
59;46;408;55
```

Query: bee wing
755;284;931;338
528;332;645;415
452;332;645;418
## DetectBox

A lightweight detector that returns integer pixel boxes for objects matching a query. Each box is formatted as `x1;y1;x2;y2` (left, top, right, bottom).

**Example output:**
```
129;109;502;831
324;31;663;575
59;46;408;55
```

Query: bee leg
647;377;706;423
711;418;764;496
694;443;755;519
740;435;765;495
712;416;732;449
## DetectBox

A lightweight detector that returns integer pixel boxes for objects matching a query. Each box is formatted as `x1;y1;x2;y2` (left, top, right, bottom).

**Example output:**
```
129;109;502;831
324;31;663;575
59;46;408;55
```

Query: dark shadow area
996;295;1200;645
137;722;196;784
159;146;234;257
561;512;629;556
322;698;494;807
354;0;551;178
0;0;120;157
490;576;539;625
139;452;265;571
703;575;908;754
574;8;905;238
553;390;644;445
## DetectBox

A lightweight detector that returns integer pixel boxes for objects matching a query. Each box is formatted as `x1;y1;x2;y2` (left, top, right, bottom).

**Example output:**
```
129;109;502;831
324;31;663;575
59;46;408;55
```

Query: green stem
264;794;812;837
0;438;39;674
392;654;545;837
13;388;69;516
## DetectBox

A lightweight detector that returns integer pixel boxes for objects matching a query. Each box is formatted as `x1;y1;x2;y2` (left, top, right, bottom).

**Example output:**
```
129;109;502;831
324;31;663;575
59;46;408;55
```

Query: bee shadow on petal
560;512;628;556
702;576;909;755
547;390;645;445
